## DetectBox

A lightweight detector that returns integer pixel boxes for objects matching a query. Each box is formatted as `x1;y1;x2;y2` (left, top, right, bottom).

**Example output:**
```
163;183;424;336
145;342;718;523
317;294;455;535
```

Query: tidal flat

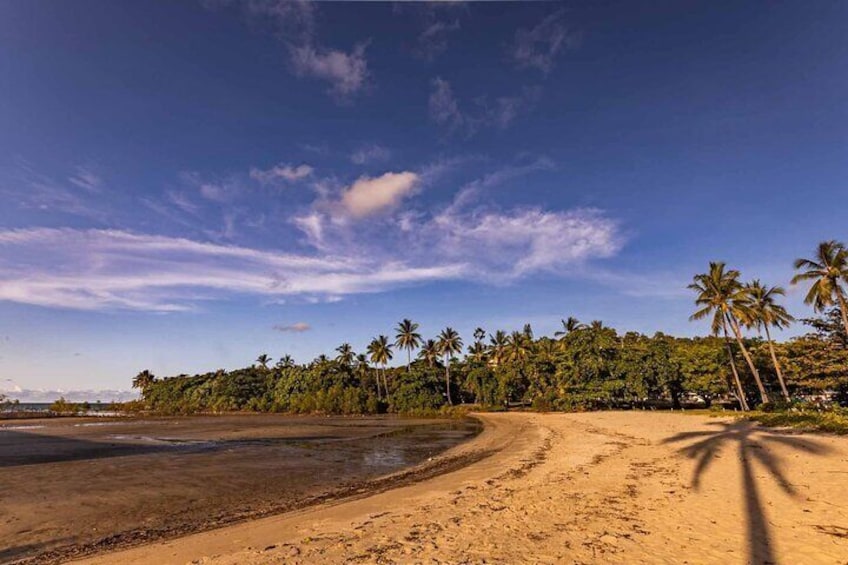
0;414;480;564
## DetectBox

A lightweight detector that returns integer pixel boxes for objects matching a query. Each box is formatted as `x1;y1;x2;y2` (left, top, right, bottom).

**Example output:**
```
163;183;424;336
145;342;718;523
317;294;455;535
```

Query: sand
73;412;848;564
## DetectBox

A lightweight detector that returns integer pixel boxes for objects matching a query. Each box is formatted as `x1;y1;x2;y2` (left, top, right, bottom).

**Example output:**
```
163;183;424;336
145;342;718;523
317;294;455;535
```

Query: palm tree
743;280;794;401
354;353;376;397
467;340;487;363
367;335;393;398
792;240;848;337
394;319;422;370
473;327;486;343
276;354;295;369
418;339;439;367
507;331;532;363
554;316;584;339
522;323;534;339
256;353;272;370
488;330;508;366
689;262;768;407
132;370;155;392
437;327;463;405
335;343;355;367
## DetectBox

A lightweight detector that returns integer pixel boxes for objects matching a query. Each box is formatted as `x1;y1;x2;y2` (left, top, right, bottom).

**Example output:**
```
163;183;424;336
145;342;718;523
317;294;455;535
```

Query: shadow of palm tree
663;420;832;564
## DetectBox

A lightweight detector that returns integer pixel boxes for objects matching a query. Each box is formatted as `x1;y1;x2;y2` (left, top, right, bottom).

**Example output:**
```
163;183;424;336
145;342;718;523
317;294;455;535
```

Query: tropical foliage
136;240;848;415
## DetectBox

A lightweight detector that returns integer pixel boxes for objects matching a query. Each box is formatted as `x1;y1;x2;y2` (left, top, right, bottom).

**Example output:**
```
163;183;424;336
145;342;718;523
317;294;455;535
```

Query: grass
673;405;848;435
745;410;848;435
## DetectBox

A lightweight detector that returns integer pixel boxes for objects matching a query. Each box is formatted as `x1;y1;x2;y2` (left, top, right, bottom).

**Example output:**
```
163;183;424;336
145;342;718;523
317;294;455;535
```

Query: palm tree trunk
445;356;453;405
375;368;382;400
723;320;749;411
763;325;790;402
727;314;769;405
382;366;389;398
407;349;411;371
836;289;848;338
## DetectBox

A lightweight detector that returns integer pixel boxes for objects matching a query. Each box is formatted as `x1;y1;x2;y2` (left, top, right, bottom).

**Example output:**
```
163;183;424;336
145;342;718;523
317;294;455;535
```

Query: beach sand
74;411;848;564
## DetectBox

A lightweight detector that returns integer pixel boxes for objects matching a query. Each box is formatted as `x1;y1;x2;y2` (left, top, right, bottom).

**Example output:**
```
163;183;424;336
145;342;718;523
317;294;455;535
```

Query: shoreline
2;415;481;565
72;411;848;565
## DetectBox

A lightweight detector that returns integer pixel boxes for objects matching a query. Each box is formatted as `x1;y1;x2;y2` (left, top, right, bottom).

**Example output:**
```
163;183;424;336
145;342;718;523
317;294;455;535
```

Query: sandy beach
72;412;848;564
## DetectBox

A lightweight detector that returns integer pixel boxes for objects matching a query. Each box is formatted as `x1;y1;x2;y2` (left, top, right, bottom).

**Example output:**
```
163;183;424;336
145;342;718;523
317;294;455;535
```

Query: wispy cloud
416;18;461;60
289;42;370;100
209;0;370;102
396;1;465;61
250;163;313;185
1;159;110;222
350;144;391;165
509;10;581;73
179;171;243;203
68;166;102;192
429;77;465;133
273;322;311;333
429;78;541;136
0;228;465;312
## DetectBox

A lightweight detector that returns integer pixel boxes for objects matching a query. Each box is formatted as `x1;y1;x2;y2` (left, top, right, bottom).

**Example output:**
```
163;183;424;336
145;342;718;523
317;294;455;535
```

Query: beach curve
73;412;848;564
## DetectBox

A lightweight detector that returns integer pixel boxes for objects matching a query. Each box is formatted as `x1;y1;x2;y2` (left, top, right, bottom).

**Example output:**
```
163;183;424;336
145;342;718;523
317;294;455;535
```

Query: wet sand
0;414;480;564
75;412;848;565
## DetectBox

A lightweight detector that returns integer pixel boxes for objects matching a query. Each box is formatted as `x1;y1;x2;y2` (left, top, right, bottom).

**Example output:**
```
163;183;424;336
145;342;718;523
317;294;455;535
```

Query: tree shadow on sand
663;420;832;565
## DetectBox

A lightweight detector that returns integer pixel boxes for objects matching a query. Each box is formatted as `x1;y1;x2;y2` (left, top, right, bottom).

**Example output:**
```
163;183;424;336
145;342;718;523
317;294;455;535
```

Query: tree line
133;240;848;415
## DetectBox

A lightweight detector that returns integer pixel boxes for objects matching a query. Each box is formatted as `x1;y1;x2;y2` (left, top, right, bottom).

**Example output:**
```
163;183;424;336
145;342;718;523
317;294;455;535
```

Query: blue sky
1;1;846;393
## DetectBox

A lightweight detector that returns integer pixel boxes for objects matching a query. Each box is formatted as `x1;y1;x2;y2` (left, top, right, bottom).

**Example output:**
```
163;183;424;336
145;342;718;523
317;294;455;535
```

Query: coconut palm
473;327;486;342
467;340;487;363
554;316;584;339
792;240;848;337
276;354;295;369
367;335;393;398
743;280;794;401
256;353;272;370
132;370;155;391
418;339;439;367
335;343;355;367
394;319;422;370
689;262;768;407
354;353;376;397
437;327;463;405
507;331;532;363
488;330;508;366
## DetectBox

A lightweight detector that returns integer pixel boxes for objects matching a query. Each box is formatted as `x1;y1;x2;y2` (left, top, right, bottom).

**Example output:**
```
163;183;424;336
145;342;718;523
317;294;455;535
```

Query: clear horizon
1;1;846;391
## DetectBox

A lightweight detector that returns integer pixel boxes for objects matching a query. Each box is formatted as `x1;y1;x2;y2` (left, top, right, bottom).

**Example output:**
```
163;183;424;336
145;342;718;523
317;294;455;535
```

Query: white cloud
289;42;370;99
350;144;391;165
250;163;313;184
273;322;311;333
509;10;581;73
338;171;419;218
0;161;626;313
430;207;621;278
292;212;325;247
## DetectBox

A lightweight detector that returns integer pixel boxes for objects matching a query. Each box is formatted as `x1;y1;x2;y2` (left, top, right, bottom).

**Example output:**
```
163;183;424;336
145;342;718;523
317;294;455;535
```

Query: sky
0;1;846;394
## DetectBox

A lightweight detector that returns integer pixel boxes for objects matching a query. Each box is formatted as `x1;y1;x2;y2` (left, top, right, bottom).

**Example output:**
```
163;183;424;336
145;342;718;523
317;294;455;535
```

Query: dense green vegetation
134;240;848;419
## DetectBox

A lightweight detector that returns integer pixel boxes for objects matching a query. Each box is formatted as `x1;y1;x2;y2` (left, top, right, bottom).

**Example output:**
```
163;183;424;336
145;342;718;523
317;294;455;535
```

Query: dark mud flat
0;414;481;564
